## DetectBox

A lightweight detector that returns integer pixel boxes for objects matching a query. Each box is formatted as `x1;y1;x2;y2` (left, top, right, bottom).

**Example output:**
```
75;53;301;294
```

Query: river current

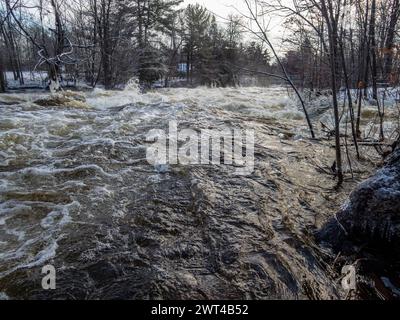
0;85;389;299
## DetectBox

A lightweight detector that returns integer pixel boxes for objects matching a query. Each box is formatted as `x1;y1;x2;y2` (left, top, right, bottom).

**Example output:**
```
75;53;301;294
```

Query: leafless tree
237;0;316;138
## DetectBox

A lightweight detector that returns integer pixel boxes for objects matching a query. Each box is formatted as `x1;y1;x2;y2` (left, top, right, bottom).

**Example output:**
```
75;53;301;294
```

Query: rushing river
0;85;388;299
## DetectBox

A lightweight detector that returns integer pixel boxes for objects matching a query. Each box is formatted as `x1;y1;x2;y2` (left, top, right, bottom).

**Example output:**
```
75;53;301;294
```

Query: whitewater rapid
0;85;391;299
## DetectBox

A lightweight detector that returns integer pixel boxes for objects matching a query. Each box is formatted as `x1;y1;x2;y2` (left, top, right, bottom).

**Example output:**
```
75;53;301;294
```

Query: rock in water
319;143;400;247
318;142;400;299
34;91;89;108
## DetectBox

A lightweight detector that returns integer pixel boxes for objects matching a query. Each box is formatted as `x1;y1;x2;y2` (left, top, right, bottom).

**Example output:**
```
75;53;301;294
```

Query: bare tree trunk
186;50;190;83
320;0;344;186
137;0;145;84
99;0;112;89
48;0;64;91
363;0;371;99
0;56;6;92
92;0;98;87
356;0;369;137
370;0;378;101
384;0;400;79
377;92;385;141
339;26;360;159
243;0;315;138
3;0;23;84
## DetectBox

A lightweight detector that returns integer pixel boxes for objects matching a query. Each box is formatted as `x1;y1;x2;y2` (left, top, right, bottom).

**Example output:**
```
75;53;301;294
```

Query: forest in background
0;0;273;89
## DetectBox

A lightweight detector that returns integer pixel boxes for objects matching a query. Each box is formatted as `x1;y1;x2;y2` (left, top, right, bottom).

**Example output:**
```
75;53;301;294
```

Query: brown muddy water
0;86;392;299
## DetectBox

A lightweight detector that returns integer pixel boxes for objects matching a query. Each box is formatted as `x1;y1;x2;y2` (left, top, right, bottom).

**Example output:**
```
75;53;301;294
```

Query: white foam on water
0;200;79;277
0;292;9;300
85;86;300;116
1;85;397;295
21;237;60;269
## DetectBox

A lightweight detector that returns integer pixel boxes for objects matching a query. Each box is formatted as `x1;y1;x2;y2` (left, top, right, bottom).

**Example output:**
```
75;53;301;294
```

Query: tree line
0;0;272;90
